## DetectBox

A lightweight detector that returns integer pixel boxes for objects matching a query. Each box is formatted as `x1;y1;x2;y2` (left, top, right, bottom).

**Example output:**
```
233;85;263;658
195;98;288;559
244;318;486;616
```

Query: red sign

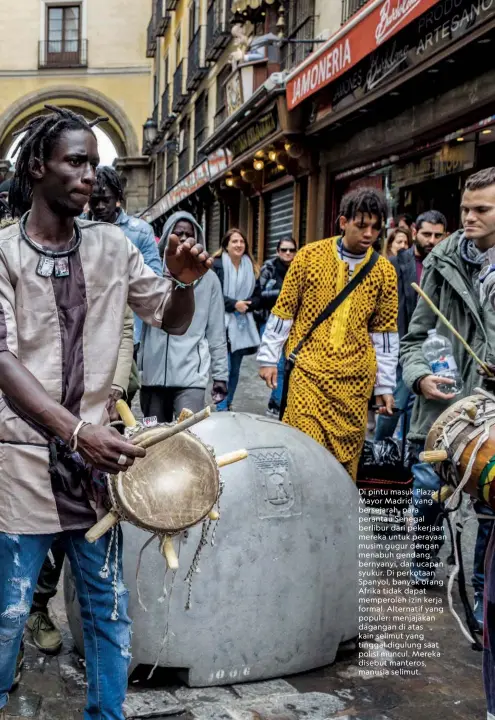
287;0;441;110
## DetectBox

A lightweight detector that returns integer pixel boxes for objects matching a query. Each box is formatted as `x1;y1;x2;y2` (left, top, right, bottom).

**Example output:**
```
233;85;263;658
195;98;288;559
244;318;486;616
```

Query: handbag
279;251;379;420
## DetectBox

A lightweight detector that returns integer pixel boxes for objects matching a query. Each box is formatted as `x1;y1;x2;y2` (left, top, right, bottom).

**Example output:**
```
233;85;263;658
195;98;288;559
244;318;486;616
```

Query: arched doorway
0;86;149;214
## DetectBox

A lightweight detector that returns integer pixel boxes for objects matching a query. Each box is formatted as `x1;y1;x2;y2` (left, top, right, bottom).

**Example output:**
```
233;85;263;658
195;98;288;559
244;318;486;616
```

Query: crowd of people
2;105;495;719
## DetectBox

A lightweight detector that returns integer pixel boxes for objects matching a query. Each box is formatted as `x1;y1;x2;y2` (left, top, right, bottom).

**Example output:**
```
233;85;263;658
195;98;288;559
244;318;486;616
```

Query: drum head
425;393;485;450
115;430;219;533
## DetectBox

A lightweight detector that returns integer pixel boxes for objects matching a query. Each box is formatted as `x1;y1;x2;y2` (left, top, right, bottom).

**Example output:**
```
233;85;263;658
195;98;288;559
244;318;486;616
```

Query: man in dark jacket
255;237;297;416
375;210;446;441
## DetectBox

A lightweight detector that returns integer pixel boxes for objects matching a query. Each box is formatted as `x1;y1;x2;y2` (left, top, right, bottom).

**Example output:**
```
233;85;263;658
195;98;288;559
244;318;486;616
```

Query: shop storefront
142;148;232;247
199;81;315;262
285;0;495;237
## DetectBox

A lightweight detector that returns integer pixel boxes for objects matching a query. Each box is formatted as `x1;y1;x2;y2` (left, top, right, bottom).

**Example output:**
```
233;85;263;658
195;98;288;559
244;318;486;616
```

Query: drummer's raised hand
77;424;146;475
165;233;213;285
419;375;456;401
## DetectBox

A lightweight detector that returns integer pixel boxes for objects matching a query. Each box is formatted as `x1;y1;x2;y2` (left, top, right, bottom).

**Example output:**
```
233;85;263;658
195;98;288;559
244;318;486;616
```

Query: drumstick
216;449;248;467
133;406;212;449
411;283;494;376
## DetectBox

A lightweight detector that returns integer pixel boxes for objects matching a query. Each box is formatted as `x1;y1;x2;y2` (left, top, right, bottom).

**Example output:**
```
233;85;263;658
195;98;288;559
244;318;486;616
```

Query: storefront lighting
457;137;465;142
277;164;285;172
241;168;256;183
268;149;278;162
254;150;265;159
482;129;493;135
225;175;235;187
253;159;265;171
478;37;492;44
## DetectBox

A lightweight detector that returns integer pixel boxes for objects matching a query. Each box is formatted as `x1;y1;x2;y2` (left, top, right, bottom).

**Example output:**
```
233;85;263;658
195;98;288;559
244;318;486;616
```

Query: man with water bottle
401;168;495;633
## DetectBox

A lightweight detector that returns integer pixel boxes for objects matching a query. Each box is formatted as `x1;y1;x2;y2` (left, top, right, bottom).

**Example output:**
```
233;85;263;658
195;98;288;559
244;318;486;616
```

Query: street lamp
143;117;158;147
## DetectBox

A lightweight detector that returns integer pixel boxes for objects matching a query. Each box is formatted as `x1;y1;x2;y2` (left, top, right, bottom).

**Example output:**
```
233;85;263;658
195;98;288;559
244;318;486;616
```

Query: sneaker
11;642;24;690
27;610;63;655
265;407;279;418
473;592;484;634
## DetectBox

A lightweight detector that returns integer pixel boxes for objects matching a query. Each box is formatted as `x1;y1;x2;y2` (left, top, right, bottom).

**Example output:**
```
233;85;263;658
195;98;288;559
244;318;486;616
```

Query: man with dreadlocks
88;165;162;348
258;188;399;479
0;106;212;720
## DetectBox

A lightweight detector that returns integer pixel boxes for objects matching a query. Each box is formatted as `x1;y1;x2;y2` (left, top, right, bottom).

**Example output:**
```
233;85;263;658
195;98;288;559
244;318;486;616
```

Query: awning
286;0;441;110
142;149;232;223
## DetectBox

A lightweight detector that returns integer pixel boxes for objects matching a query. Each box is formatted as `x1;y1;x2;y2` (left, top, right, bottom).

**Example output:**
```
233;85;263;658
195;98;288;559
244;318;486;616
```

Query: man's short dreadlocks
339;188;388;226
8;104;107;218
94;166;124;202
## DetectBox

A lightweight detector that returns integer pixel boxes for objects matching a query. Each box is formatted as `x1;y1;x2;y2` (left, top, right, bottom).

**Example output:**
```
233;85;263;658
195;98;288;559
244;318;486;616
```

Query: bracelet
69;420;91;452
169;275;195;291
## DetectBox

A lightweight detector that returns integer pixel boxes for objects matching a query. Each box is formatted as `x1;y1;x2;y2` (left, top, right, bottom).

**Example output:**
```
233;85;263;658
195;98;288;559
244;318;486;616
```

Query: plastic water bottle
422;329;463;395
235;311;248;331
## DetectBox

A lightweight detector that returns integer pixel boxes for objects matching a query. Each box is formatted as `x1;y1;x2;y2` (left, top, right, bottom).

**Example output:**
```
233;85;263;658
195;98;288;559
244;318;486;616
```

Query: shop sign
330;0;495;112
287;0;441;110
208;149;233;180
144;149;235;222
390;141;475;187
229;109;278;158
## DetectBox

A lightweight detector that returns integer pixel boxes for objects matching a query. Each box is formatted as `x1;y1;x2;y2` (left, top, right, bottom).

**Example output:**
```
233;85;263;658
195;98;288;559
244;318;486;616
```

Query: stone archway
0;86;150;213
0;85;139;158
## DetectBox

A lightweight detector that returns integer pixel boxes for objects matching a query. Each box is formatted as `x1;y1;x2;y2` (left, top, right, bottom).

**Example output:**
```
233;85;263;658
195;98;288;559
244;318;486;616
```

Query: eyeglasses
279;248;296;254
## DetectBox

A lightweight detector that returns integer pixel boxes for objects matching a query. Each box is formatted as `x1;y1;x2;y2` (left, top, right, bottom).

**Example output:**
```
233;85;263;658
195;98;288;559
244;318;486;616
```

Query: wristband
69;420;91;452
170;275;195;290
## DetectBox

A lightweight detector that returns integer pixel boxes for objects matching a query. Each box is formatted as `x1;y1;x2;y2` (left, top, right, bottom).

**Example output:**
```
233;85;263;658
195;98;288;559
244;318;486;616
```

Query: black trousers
140;386;206;424
31;536;65;613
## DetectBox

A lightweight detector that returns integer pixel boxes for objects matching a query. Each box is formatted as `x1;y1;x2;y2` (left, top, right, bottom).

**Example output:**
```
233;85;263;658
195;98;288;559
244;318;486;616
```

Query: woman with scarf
213;228;261;411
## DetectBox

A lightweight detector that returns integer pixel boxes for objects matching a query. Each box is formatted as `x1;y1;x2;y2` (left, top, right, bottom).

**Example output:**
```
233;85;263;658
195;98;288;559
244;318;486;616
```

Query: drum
85;403;247;569
422;392;495;509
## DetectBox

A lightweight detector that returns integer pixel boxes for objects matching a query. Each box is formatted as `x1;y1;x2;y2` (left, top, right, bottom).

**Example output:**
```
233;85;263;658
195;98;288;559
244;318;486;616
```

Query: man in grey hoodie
138;211;228;421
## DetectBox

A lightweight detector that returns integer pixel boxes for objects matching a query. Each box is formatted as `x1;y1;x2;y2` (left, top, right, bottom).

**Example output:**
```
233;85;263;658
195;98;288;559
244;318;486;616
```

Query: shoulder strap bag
279;250;379;420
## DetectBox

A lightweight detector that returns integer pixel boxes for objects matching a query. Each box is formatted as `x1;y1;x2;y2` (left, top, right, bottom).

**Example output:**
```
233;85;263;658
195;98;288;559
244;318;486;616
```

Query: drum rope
446;422;491;510
111;528;120;621
147;546;181;681
135;533;159;612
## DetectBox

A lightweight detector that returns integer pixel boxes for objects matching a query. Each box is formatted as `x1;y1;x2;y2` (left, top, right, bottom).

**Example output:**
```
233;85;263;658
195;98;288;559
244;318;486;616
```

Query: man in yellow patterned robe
258;189;399;480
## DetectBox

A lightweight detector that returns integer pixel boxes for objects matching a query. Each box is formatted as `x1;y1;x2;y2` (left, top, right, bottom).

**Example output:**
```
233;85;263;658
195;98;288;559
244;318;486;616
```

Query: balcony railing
146;18;157;57
166;157;175;189
173;60;187;113
178;148;190;179
341;0;367;24
187;27;207;92
281;15;315;71
154;0;171;35
161;86;174;130
38;39;88;69
214;106;227;129
206;0;230;62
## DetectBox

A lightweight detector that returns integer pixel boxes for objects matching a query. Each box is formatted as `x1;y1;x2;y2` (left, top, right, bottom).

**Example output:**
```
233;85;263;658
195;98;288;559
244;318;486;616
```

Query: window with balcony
166;139;176;189
40;4;86;68
178;116;191;179
194;91;208;162
281;0;315;71
156;151;165;197
341;0;368;24
214;64;230;129
206;0;230;61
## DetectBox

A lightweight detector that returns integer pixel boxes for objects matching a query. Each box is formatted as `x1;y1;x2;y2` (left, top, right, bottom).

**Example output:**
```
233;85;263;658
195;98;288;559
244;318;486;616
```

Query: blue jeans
217;349;245;411
411;446;493;593
374;369;414;442
0;528;131;719
269;352;285;410
259;322;285;411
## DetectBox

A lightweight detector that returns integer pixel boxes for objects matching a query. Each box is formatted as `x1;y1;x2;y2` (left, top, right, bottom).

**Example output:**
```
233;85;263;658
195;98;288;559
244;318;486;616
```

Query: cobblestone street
7;358;487;720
